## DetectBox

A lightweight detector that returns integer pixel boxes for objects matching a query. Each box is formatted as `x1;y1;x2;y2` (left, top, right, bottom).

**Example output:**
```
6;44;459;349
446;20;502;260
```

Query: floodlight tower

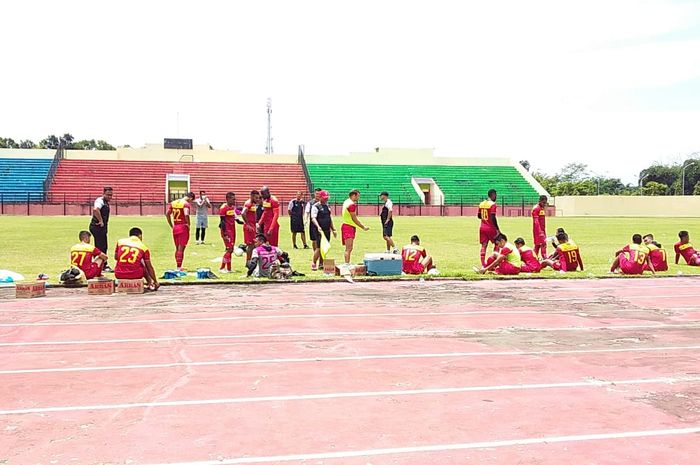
265;98;273;155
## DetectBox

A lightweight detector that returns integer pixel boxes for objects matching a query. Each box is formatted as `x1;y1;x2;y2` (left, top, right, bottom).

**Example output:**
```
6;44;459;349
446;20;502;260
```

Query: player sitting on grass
514;237;541;273
401;235;437;275
476;233;521;275
247;233;286;279
674;230;700;266
643;234;668;272
70;230;109;279
114;227;159;291
541;231;584;272
610;234;654;275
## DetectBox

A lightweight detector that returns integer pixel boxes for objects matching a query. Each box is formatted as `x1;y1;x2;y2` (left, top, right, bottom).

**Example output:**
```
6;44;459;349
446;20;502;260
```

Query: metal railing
42;146;64;193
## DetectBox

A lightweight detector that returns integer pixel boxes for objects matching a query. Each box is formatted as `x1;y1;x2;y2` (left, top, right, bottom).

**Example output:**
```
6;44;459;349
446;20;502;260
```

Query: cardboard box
116;279;144;294
88;279;115;295
322;259;336;275
16;281;46;299
334;264;367;277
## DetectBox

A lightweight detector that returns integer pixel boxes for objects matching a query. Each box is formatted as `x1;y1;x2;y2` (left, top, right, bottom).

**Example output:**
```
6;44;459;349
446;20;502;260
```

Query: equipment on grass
320;235;331;259
364;253;402;276
234;245;246;257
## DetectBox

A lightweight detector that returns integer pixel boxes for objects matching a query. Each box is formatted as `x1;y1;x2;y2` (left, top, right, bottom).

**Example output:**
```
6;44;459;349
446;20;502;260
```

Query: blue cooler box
364;253;402;276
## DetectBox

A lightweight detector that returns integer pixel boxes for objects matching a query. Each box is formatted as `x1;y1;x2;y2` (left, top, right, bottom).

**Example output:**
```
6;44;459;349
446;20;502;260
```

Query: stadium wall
64;145;298;164
305;148;513;167
555;195;700;217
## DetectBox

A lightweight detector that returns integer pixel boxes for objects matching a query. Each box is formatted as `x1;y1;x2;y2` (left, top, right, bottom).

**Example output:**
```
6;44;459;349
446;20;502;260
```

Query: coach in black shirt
90;186;113;272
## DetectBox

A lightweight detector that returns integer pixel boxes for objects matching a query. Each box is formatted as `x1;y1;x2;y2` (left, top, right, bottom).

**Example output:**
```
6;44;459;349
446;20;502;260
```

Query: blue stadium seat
0;158;53;202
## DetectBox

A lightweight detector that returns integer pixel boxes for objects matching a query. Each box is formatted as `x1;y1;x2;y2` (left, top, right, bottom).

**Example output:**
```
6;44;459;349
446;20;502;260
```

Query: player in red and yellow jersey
541;231;584;272
70;230;109;279
240;189;262;263
166;192;195;270
476;233;520;275
477;189;500;266
401;235;436;275
514;237;541;273
258;186;281;247
531;195;548;258
219;191;244;273
610;234;654;275
643;234;668;272
674;230;700;266
114;227;159;290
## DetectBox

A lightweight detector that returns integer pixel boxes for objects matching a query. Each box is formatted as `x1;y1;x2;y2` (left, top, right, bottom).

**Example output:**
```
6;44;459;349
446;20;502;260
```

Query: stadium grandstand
305;148;546;206
0;144;547;214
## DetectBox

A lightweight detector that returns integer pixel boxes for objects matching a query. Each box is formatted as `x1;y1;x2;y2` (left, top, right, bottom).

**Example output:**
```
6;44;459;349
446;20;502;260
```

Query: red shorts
263;223;280;247
689;255;700;266
403;263;425;275
221;228;236;250
83;262;102;280
521;263;541;273
115;267;145;280
243;224;257;245
619;256;643;275
496;261;520;275
173;225;190;247
341;224;356;245
644;263;667;272
552;261;579;272
533;232;546;246
479;225;498;244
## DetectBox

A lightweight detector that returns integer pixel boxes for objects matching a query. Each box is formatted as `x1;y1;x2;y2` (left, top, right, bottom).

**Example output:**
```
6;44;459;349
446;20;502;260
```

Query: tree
95;140;116;150
19;139;36;149
519;160;530;171
60;133;74;148
0;137;19;148
39;134;60;149
642;181;668;196
73;139;98;150
558;163;589;183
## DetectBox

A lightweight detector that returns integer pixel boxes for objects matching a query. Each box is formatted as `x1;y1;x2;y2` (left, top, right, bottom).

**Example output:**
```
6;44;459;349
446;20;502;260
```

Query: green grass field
2;215;700;283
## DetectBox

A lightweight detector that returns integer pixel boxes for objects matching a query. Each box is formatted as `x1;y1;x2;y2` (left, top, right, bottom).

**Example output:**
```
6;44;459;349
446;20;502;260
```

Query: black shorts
311;227;331;245
382;220;394;238
290;217;305;233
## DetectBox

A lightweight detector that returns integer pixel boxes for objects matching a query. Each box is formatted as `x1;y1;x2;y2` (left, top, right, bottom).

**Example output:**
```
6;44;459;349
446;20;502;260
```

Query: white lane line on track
145;426;700;465
2;323;700;348
2;344;700;375
0;307;673;328
2;375;699;416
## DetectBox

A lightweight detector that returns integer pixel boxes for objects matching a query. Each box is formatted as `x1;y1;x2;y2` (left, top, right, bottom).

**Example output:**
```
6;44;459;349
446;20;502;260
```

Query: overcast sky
2;0;700;183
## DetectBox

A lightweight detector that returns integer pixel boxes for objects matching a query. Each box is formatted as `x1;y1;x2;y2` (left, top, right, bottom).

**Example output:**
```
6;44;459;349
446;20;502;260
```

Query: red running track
1;278;699;464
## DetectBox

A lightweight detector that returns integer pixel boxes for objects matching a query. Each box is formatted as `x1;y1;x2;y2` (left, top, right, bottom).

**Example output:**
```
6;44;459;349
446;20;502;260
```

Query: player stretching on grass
477;189;500;266
476;233;520;275
70;231;109;279
610;234;654;275
165;192;195;271
541;231;584;272
341;189;369;265
532;195;548;258
240;190;261;264
674;230;700;266
643;234;668;272
219;192;244;273
114;227;159;291
514;237;541;273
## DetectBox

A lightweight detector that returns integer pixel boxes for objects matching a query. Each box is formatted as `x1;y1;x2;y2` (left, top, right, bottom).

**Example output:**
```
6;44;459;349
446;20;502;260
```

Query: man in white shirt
89;186;114;272
194;190;212;244
379;191;397;254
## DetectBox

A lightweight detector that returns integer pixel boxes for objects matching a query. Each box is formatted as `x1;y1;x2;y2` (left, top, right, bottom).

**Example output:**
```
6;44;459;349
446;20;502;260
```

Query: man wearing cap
379;191;397;254
310;190;337;271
